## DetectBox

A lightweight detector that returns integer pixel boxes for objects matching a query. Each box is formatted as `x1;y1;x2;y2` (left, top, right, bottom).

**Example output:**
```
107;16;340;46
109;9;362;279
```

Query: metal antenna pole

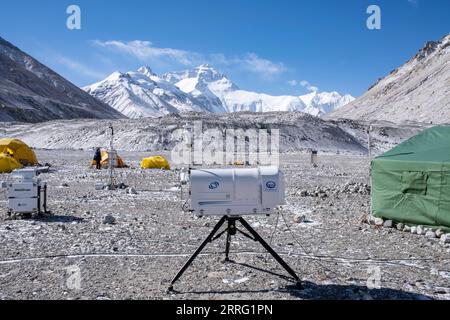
108;123;115;189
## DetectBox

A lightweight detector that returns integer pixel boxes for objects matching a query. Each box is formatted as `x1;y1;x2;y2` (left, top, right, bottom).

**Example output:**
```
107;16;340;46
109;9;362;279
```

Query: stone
396;223;404;231
383;220;393;228
61;183;69;187
425;231;436;239
403;225;411;233
128;187;138;195
103;215;116;225
374;218;384;226
435;229;444;238
299;190;308;197
410;226;417;234
416;225;424;235
440;234;450;245
294;214;307;224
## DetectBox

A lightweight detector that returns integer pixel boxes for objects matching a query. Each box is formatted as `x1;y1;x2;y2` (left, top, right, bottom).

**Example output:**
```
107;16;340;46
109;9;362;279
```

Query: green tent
372;126;450;232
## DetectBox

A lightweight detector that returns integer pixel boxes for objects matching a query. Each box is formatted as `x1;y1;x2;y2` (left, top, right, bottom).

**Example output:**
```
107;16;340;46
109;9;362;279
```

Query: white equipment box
190;166;285;216
2;168;47;215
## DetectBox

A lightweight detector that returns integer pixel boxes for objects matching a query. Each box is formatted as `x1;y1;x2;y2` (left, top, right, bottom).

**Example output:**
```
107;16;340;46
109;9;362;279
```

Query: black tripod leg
169;216;227;291
225;230;231;262
238;217;302;288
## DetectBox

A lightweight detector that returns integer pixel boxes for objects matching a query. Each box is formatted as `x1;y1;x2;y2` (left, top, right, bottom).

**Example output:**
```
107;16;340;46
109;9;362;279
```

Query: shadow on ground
172;260;433;300
34;214;84;224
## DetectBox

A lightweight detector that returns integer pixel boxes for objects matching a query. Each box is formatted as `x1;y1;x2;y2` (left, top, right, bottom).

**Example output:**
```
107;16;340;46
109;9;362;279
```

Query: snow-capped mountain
0;36;124;122
86;64;353;118
300;91;355;117
162;64;229;113
165;64;309;113
329;34;450;124
84;66;210;118
165;64;353;115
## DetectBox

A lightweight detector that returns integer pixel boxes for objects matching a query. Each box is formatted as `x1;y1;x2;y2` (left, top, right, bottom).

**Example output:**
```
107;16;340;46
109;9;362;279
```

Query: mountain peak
197;63;214;69
137;66;155;77
105;71;127;81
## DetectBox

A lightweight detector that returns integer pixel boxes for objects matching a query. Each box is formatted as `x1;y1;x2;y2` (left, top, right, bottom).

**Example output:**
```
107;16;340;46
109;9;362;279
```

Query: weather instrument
1;168;48;217
169;166;301;291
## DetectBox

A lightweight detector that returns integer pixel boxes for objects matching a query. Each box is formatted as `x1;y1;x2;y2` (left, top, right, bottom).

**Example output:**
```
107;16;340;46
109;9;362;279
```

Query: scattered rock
128;187;138;195
396;223;404;231
425;231;436;239
403;225;411;233
435;229;444;238
440;234;450;245
411;226;417;234
293;214;307;224
61;183;69;187
300;190;308;197
383;220;393;228
374;218;384;226
417;225;424;236
103;215;116;225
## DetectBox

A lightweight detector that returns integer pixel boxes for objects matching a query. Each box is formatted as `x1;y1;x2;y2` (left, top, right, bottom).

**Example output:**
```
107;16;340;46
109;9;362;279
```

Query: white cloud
300;80;319;92
240;53;286;77
288;80;298;86
55;56;106;79
93;40;201;66
93;40;287;79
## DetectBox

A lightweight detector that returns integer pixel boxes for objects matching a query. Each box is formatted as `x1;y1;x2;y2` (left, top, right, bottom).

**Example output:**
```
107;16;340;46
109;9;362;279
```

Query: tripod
168;215;302;291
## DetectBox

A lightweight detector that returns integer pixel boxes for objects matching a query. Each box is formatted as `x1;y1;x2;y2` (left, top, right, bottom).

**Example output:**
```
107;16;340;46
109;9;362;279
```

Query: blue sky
0;0;449;97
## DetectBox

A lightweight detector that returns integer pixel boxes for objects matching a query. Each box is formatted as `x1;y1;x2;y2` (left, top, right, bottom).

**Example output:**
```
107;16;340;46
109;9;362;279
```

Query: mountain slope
0;36;124;123
3;112;369;154
329;34;450;124
84;66;214;118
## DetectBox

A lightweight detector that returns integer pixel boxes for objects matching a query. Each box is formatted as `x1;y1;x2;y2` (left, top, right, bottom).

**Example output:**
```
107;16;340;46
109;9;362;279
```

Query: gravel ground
0;150;449;300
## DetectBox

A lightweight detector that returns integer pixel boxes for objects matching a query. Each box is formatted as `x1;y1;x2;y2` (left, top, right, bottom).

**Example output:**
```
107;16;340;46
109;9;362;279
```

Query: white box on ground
190;166;285;216
4;168;47;215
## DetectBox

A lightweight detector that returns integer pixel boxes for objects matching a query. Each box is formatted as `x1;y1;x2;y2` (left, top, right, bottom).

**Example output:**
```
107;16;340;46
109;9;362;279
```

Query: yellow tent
141;156;170;170
91;150;126;168
0;138;38;166
0;153;23;173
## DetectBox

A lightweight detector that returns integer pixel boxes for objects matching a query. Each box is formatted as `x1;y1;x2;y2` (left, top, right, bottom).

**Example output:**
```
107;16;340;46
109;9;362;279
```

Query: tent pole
367;124;373;216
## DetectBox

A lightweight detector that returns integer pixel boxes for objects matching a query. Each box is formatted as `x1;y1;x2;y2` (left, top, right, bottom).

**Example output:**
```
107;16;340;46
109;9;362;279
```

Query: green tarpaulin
372;126;450;232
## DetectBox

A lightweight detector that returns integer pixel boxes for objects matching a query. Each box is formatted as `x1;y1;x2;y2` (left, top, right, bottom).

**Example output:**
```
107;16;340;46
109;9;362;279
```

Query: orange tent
91;150;126;168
